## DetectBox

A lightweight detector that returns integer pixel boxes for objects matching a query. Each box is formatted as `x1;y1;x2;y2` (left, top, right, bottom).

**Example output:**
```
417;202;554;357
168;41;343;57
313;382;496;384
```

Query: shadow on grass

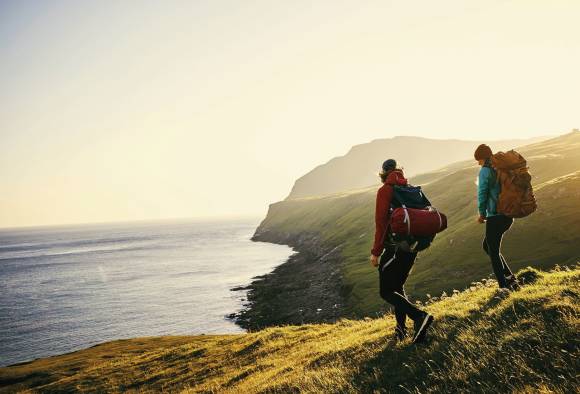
350;282;578;393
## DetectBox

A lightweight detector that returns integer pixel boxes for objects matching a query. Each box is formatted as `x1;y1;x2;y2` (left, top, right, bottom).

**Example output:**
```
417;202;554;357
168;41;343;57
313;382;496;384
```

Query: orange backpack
491;150;537;218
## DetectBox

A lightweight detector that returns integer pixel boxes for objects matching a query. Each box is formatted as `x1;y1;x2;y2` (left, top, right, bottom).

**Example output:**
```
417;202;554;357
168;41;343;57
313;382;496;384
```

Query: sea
0;217;294;367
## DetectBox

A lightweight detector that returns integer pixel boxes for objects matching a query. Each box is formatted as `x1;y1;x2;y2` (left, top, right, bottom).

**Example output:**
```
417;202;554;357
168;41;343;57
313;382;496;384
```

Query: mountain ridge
286;135;550;200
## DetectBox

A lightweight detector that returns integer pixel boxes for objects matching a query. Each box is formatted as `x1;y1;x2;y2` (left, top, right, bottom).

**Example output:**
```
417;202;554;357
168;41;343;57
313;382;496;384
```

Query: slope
1;266;577;393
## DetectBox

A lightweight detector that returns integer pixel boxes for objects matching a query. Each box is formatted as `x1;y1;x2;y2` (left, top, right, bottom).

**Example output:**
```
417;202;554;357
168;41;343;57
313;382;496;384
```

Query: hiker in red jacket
370;159;434;343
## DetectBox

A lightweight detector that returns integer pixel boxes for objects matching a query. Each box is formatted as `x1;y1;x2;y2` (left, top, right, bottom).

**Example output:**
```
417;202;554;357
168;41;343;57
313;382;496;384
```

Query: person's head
474;144;493;166
379;159;397;182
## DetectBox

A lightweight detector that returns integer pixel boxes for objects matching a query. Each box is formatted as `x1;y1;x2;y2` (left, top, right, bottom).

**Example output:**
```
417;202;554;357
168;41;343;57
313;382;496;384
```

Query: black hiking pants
483;214;514;288
378;244;425;329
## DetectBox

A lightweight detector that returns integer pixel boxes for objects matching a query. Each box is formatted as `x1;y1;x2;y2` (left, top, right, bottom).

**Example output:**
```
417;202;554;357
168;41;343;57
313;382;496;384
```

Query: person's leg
395;249;434;342
482;236;489;255
393;285;407;332
380;289;425;322
379;246;403;329
484;238;514;280
497;216;518;285
379;249;425;322
379;246;433;343
501;254;514;277
393;248;417;330
485;216;510;288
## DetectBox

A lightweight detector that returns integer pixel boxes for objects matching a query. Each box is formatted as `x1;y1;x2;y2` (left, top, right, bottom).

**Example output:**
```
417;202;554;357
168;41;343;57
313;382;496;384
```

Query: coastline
0;218;288;367
228;228;349;331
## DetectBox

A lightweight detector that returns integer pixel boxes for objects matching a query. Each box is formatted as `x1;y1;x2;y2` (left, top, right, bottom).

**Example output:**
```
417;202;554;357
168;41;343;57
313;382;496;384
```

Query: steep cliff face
228;229;351;330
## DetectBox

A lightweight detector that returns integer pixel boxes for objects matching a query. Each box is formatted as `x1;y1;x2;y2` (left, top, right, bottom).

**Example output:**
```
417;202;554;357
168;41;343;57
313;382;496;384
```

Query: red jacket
371;169;408;256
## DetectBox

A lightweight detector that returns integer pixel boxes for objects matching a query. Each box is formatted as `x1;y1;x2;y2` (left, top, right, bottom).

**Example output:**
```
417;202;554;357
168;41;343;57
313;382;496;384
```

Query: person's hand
477;215;486;224
370;254;379;267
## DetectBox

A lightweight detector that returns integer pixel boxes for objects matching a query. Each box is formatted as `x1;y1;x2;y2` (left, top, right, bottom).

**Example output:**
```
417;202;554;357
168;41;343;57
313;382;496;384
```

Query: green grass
2;266;578;393
255;131;580;317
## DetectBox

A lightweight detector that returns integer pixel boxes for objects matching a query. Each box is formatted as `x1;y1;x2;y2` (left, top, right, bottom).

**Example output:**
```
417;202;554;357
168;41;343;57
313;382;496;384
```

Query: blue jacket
477;165;500;217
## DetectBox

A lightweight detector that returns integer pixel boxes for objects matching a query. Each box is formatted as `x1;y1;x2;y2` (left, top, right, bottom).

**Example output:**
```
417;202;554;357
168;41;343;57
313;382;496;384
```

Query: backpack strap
402;204;411;235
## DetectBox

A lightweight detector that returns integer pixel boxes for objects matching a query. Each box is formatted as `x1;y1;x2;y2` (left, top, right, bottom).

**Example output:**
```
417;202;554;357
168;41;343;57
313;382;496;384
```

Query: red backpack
388;185;448;251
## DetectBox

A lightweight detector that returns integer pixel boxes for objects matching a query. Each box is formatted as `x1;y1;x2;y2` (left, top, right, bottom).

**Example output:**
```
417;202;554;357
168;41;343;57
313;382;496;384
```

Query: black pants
483;214;514;288
378;245;424;329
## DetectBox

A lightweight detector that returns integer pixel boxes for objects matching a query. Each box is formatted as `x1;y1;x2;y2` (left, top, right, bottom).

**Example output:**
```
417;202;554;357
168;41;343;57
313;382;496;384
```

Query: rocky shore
227;228;348;331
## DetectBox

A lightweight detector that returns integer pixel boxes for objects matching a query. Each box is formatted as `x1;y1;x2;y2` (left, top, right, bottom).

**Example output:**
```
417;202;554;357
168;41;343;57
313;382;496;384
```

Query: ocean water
0;217;294;367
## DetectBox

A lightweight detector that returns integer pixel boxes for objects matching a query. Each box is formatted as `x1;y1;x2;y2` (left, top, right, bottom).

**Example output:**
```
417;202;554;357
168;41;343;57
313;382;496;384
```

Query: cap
382;159;397;172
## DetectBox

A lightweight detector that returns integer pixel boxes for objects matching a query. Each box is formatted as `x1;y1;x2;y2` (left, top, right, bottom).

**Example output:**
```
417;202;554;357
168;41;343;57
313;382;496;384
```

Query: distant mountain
247;130;580;326
286;135;549;199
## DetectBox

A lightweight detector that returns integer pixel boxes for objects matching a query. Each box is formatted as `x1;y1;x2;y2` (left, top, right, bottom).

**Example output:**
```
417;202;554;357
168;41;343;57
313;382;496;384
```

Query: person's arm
477;167;490;218
371;186;392;257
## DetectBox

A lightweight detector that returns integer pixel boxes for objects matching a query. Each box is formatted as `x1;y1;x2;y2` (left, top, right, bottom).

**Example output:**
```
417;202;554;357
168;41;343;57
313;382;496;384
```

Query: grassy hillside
287;135;548;199
1;266;577;393
254;131;580;318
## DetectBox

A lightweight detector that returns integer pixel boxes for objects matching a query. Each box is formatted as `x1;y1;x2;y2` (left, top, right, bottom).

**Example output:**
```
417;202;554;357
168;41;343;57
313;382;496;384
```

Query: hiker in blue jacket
474;144;519;290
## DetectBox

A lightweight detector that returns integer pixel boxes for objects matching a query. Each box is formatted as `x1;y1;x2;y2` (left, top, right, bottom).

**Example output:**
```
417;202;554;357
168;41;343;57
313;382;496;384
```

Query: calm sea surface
0;217;294;367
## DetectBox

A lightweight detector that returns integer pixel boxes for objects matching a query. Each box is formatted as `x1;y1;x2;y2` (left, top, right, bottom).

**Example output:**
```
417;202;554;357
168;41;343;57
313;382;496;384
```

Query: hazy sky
1;0;579;228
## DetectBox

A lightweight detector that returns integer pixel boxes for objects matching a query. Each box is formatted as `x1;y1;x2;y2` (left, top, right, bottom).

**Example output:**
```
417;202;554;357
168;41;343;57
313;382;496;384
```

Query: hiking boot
505;275;521;291
495;287;511;299
394;326;407;341
412;312;434;344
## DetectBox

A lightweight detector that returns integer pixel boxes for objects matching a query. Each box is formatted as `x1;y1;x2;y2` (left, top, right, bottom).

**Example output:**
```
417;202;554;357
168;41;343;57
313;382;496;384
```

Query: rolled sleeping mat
390;206;448;236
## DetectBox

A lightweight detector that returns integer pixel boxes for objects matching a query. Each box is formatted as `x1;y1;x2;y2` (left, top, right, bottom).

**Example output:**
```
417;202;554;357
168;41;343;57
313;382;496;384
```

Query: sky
1;0;579;228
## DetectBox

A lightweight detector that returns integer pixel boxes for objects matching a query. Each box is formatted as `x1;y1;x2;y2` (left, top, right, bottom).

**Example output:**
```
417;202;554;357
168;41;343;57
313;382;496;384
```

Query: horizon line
0;213;266;232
